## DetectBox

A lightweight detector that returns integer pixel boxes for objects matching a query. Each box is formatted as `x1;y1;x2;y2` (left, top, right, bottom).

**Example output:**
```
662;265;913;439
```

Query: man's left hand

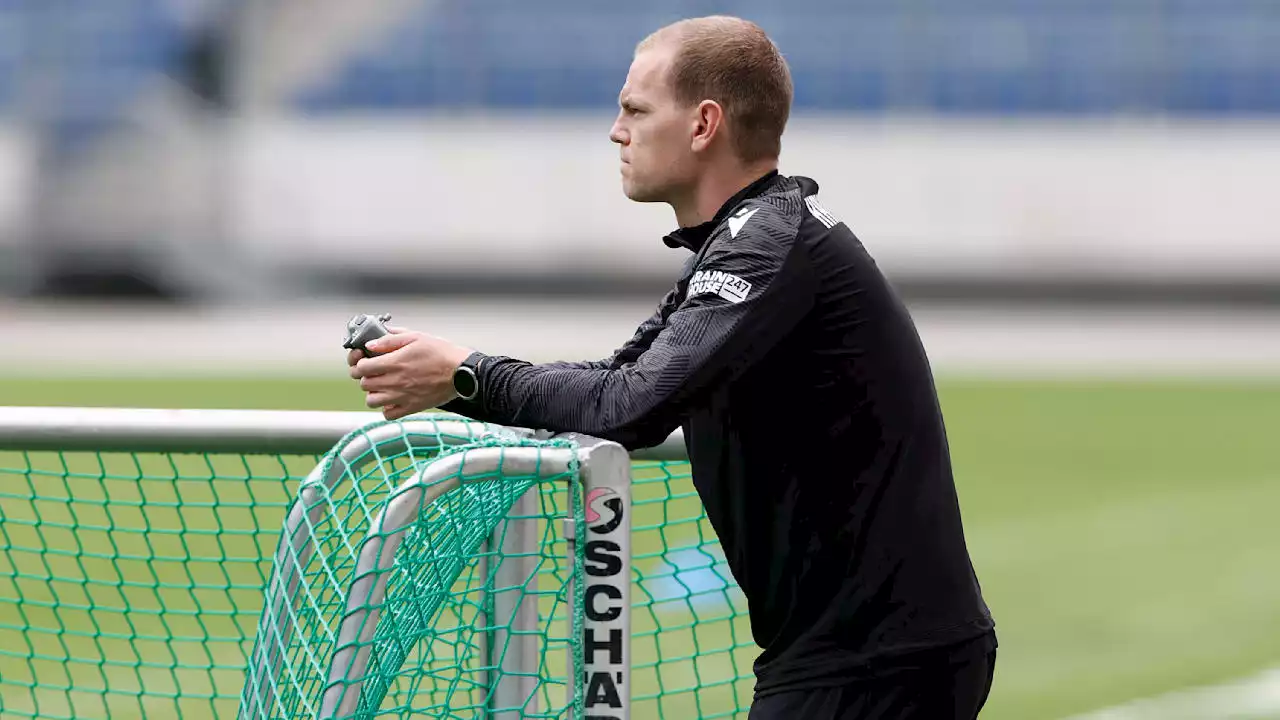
347;328;474;421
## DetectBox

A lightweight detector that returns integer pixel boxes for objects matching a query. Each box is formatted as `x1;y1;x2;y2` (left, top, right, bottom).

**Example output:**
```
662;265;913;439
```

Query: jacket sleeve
443;208;814;449
439;287;677;413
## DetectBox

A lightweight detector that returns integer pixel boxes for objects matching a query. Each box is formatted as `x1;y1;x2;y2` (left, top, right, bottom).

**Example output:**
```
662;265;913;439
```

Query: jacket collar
662;170;782;253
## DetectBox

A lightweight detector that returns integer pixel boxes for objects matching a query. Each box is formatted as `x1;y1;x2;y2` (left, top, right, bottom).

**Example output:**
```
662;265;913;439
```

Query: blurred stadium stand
0;0;1278;303
0;0;231;297
0;0;196;148
295;0;1280;115
3;1;1280;117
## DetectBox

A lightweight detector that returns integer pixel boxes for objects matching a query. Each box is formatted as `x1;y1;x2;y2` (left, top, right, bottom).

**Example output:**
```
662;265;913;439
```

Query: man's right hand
347;324;409;416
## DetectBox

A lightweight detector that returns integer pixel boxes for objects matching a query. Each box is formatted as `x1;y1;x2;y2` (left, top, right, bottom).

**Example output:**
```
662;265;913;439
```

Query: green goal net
0;409;757;719
238;423;589;720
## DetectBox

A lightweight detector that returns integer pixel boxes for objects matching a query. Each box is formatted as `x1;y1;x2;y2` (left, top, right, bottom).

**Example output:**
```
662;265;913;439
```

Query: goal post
235;420;635;720
0;407;748;720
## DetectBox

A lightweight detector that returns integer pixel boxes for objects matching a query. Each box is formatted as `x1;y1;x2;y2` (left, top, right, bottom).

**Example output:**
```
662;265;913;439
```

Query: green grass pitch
1;375;1278;719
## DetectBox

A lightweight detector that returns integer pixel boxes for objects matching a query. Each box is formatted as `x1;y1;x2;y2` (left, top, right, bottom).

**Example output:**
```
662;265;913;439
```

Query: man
348;15;997;719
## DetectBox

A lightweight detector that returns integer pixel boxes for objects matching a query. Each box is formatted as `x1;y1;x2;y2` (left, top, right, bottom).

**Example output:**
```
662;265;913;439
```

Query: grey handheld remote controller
343;313;392;357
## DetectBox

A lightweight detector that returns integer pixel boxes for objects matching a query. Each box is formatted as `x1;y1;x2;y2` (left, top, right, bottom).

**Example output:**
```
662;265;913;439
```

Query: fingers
369;396;414;422
359;369;404;402
348;349;388;373
382;405;412;421
346;325;421;418
347;328;417;373
366;331;418;355
358;373;397;394
350;354;392;380
365;390;399;409
361;386;418;420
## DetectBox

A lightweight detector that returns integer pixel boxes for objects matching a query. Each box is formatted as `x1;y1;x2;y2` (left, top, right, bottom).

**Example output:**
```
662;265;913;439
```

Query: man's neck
673;159;778;228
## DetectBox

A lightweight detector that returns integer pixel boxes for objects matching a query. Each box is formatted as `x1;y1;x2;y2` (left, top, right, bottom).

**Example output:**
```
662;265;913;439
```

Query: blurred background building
0;0;1278;306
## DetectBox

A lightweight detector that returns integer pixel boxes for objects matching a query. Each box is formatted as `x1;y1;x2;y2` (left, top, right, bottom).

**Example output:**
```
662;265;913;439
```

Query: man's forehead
620;48;671;100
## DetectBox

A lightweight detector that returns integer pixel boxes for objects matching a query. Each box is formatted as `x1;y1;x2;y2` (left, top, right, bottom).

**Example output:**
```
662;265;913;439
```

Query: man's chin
622;183;664;204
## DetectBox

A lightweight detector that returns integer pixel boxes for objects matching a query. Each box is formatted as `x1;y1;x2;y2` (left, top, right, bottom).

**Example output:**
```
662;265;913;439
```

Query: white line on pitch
1063;666;1280;720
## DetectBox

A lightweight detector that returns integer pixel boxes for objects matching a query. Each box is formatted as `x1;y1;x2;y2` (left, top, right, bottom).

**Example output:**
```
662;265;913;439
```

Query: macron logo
727;207;759;238
688;269;752;304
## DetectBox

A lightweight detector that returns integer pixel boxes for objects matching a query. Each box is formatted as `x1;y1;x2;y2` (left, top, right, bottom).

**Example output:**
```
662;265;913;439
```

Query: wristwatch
452;351;485;401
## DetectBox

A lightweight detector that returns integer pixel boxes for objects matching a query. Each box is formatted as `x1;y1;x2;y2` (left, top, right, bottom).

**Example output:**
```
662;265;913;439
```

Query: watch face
454;368;478;399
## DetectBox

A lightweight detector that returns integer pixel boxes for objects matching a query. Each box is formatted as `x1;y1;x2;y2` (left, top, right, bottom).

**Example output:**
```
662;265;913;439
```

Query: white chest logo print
728;207;759;238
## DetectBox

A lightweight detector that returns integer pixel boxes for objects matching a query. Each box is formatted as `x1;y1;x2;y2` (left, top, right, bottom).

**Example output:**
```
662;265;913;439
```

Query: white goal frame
0;407;687;720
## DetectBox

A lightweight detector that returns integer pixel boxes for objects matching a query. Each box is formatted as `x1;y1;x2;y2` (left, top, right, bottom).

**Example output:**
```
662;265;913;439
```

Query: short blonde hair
638;16;793;162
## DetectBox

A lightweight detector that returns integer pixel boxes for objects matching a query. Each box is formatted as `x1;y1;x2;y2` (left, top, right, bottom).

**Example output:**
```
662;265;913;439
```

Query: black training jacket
442;171;995;696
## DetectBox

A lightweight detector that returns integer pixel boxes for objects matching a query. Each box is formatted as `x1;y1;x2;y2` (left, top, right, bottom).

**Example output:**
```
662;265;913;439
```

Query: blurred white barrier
225;115;1280;283
2;116;1279;292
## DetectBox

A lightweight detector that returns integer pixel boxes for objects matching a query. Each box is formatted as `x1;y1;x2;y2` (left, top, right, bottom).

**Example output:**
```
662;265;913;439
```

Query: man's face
609;43;698;204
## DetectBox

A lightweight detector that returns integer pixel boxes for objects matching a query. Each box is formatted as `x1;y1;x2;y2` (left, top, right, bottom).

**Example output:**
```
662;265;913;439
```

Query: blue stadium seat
1159;10;1280;112
295;0;1280;115
0;0;192;157
0;3;22;111
3;0;1277;118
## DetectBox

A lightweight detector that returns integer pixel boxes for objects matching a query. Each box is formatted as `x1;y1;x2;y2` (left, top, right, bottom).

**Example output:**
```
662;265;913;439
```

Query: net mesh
238;424;585;720
0;418;756;719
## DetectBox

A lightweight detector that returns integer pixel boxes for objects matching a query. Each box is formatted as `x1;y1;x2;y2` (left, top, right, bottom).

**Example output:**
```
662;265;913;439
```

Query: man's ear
690;100;724;153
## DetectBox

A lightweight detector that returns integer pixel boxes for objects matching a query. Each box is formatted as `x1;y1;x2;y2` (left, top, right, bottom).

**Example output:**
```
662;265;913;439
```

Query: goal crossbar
0;407;686;460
